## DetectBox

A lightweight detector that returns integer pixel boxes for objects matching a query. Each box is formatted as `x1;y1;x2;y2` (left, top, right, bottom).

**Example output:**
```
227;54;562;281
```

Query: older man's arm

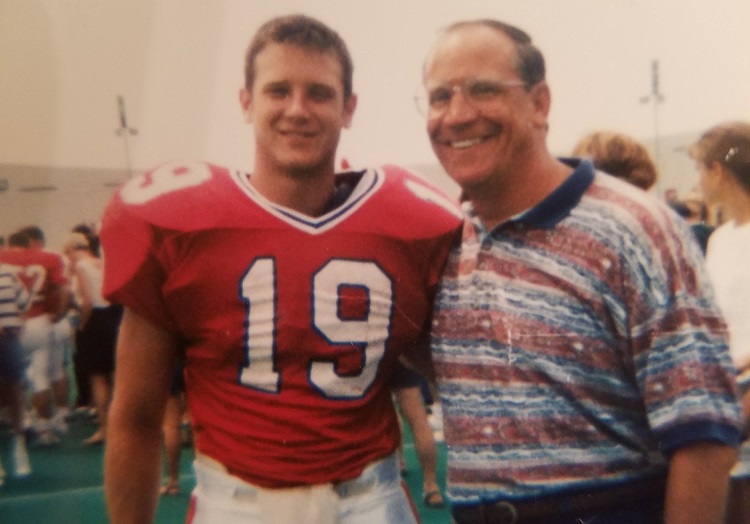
664;441;737;524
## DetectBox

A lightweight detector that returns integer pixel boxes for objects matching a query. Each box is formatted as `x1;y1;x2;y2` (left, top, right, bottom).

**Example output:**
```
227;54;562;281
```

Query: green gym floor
0;417;451;524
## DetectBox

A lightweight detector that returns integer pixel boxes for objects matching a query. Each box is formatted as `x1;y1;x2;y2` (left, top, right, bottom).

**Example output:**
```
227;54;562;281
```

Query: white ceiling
1;0;748;174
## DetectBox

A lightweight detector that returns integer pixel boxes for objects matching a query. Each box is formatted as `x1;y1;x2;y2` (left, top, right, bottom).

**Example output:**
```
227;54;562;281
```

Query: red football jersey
0;248;67;318
101;162;461;488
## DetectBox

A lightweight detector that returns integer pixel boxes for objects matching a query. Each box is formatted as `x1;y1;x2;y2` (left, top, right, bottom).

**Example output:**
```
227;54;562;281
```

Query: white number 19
239;258;394;399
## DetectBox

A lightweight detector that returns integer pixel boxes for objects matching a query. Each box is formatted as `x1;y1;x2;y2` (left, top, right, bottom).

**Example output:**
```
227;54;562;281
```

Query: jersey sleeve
378;164;463;287
100;192;176;332
379;164;462;233
101;162;237;331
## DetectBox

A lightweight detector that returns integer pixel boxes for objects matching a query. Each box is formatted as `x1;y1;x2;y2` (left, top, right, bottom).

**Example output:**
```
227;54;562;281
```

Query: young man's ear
239;88;253;123
342;93;358;129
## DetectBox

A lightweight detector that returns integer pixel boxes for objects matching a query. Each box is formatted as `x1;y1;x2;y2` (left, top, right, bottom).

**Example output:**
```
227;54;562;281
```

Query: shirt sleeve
623;207;741;453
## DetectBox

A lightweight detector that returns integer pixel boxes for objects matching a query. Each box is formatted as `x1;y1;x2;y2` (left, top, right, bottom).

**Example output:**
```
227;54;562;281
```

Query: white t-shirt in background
706;220;750;370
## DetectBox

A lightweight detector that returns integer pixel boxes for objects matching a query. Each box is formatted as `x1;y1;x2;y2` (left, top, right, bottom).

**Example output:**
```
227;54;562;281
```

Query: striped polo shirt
432;159;742;504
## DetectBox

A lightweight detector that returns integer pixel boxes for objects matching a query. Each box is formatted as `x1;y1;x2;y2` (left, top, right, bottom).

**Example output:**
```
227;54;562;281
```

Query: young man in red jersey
101;14;461;524
0;227;70;446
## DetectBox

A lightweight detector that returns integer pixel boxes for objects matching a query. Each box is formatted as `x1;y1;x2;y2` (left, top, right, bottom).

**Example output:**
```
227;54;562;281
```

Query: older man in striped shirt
420;18;741;524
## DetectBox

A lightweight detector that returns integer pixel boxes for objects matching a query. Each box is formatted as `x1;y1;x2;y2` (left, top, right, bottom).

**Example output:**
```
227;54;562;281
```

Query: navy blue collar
510;158;594;229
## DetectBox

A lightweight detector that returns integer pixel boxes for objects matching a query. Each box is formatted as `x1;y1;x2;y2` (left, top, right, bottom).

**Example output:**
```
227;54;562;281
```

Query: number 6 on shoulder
121;162;212;205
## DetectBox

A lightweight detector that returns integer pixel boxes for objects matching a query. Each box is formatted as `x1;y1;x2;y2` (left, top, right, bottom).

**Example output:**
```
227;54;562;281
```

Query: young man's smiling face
241;42;357;178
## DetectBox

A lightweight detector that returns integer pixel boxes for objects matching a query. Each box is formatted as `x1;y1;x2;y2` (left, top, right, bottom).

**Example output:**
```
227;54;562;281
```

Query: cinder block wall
0;164;130;250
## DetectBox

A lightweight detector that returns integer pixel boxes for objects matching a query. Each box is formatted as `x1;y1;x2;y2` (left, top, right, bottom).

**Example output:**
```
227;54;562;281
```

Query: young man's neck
249;164;337;217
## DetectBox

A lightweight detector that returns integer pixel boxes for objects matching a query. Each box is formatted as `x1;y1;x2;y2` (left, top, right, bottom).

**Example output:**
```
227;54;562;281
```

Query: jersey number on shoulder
121;162;212;204
239;258;393;399
10;264;46;308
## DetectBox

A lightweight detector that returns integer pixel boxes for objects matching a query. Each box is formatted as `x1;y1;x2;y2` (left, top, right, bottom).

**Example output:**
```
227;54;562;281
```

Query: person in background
571;130;658;191
0;259;31;484
391;361;445;509
68;223;102;418
63;232;122;445
72;223;101;258
159;363;187;497
690;121;750;524
101;14;460;524
669;193;714;254
22;226;73;434
419;18;741;524
0;227;70;445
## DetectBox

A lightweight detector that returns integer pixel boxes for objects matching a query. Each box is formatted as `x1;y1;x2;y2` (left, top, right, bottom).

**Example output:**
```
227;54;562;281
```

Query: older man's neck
467;156;572;231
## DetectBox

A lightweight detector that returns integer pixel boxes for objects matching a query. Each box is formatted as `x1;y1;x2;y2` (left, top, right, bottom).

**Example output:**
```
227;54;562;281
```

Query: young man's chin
281;157;332;178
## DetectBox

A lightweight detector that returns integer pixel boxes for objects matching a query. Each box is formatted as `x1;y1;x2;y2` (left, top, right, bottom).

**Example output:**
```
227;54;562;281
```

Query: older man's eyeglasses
415;77;527;118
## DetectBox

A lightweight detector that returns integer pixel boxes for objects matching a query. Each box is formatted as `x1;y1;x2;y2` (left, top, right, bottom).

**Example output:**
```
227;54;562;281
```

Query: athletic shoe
50;413;69;435
427;403;444;442
13;436;31;477
428;402;444;431
23;426;38;444
66;406;87;422
36;430;61;447
83;431;105;446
